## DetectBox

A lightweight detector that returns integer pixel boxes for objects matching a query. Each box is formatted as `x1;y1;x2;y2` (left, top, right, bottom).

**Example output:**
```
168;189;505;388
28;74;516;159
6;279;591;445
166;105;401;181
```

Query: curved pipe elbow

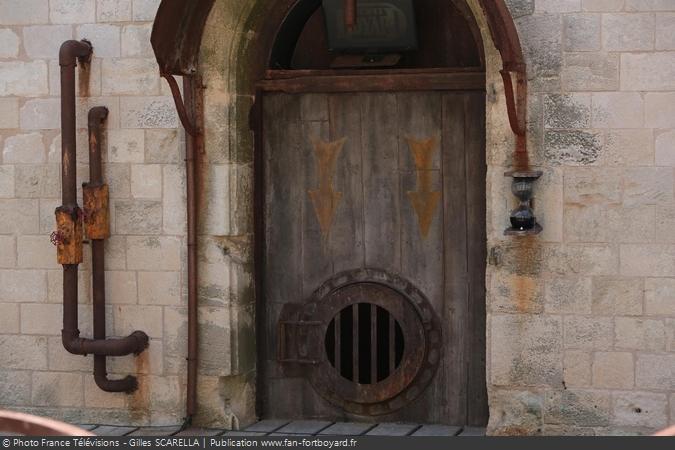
62;330;149;357
59;40;92;67
88;106;109;128
94;373;138;393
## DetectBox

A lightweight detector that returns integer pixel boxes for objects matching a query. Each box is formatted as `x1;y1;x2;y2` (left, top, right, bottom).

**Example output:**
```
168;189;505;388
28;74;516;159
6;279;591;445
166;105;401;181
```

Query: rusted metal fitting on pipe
59;40;92;67
62;329;149;357
82;184;109;239
55;206;83;265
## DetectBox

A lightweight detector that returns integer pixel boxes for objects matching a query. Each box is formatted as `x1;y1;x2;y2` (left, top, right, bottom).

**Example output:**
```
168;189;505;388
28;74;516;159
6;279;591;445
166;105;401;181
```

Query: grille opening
325;303;404;384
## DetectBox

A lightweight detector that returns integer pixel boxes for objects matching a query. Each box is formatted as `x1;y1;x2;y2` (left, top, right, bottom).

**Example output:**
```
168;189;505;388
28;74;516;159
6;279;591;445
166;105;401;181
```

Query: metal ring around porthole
300;269;442;416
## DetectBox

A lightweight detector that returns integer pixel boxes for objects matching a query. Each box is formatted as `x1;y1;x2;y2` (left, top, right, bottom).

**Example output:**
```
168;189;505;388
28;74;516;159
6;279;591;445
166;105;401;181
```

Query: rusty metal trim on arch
150;0;215;75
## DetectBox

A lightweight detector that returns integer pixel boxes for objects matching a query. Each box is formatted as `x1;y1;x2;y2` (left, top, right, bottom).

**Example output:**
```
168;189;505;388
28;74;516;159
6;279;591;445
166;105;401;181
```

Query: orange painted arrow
308;137;346;235
406;136;441;238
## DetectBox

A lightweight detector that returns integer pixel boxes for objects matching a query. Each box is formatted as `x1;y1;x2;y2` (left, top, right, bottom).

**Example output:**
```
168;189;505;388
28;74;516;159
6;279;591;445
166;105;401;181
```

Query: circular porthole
301;269;442;416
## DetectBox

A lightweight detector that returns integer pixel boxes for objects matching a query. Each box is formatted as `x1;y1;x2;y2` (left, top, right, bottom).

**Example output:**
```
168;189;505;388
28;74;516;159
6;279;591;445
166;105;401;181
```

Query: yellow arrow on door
308;137;346;236
406;136;441;238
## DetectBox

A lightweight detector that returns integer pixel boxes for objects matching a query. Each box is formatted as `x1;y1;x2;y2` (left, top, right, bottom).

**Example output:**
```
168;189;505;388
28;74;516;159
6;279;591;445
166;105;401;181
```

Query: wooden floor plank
365;423;420;436
174;428;223;436
411;425;462;436
244;420;290;433
458;427;486;436
225;431;268;436
93;426;138;436
128;426;182;436
275;421;333;435
318;422;375;436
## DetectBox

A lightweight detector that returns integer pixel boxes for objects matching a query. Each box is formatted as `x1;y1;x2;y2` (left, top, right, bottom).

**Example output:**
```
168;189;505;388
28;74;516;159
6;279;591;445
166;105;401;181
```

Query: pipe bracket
55;206;83;265
82;183;110;239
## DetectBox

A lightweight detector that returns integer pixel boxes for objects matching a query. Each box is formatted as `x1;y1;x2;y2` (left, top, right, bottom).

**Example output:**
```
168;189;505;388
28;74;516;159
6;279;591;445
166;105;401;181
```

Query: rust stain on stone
308;137;346;236
406;136;441;238
129;352;150;421
78;63;91;98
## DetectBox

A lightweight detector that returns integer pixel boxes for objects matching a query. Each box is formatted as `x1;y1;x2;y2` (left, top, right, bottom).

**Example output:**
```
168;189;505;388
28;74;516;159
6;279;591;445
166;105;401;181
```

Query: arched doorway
256;0;487;426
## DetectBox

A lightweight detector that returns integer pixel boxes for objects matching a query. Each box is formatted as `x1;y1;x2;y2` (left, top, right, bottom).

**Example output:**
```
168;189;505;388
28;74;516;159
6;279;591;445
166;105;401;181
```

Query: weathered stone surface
635;354;675;390
105;271;137;304
622;52;675;90
623;168;674;207
0;166;14;198
0;28;19;58
132;0;161;21
562;53;619;91
564;168;622;205
23;25;73;59
645;278;675;315
145;129;183;163
84;376;127;409
103;163;131;199
545;390;611;426
592;277;643;315
656;13;675;50
505;0;534;18
603;14;655;51
120;96;179;129
108;338;163;375
0;336;47;370
564;14;601;51
583;0;624;11
97;0;132;22
138;272;181;306
0;304;19;333
102;58;160;96
32;372;83;407
162;164;186;234
621;245;675;276
0;0;48;25
20;303;62;335
0;199;39;234
544;130;603;165
126;236;181;271
626;0;675;11
0;269;46;302
113;305;163;338
545;277;592;314
491;314;562;386
50;0;96;24
20;99;61;130
115;200;162;234
655;130;675;165
564;316;612;350
107;129;144;163
646;92;675;128
612;392;668;428
3;133;45;164
17;235;60;269
592;352;634;388
77;24;121;58
201;164;254;236
14;165;61;199
615;317;666;351
600;129;653;167
0;98;18;129
517;14;562;81
488;390;543;435
536;0;581;12
489;271;544;314
131;164;162;199
564;351;592;387
122;24;153;57
544;94;591;129
591;92;644;129
0;371;31;406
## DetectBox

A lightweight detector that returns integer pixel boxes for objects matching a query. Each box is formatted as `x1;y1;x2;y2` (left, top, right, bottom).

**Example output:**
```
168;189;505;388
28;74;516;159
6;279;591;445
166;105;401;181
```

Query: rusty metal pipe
59;41;148;381
344;0;357;31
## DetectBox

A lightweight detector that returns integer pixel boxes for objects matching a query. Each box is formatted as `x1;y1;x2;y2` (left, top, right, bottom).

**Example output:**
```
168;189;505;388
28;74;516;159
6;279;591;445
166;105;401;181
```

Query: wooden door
260;90;487;426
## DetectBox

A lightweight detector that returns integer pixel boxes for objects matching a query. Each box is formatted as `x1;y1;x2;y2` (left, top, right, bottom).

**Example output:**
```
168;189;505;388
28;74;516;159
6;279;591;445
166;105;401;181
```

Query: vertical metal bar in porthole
334;312;341;375
389;313;395;375
353;304;359;383
371;304;377;383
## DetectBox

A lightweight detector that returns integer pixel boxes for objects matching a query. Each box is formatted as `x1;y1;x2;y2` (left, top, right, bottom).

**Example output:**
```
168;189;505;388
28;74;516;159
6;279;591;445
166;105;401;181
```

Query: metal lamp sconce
504;170;542;236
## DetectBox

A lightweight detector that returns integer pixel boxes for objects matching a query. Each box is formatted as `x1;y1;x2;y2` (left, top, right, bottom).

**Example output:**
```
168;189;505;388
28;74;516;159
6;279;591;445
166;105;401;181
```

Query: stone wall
1;0;675;436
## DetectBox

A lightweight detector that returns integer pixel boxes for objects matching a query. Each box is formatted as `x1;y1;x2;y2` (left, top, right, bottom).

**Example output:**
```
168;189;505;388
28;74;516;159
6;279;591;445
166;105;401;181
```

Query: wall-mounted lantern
504;170;542;236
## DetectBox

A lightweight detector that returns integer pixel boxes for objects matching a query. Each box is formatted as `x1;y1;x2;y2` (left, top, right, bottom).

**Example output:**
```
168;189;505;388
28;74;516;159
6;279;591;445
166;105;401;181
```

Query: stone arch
150;0;526;428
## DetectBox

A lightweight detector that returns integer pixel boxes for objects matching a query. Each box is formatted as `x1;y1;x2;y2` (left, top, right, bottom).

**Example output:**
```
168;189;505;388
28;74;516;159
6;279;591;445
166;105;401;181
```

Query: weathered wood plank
442;92;469;425
244;420;290;433
361;93;401;272
411;425;462;436
458;426;486;436
275;421;333;435
318;422;375;436
365;423;420;436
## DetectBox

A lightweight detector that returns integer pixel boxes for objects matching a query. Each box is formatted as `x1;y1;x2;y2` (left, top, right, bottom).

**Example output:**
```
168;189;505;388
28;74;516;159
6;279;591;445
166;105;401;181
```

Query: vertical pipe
334;312;341;375
388;314;395;374
344;0;357;31
370;304;377;383
352;304;359;382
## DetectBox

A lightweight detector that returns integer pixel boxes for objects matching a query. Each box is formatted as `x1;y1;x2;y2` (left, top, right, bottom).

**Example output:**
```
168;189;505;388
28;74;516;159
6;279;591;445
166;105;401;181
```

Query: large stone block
0;236;14;269
491;314;562;386
102;58;160;96
544;130;603;166
113;305;163;338
0;98;18;129
50;0;96;24
132;0;161;21
603;14;654;51
583;0;624;11
591;92;644;129
162;164;186;235
544;94;591;129
105;271;137;304
645;278;675;315
120;96;178;129
0;335;48;370
646;92;675;128
83;376;126;409
0;304;19;333
138;272;181;306
0;166;14;199
201;164;253;236
655;130;675;165
0;61;47;97
612;392;668;428
562;52;619;91
23;25;72;59
20;303;62;335
103;163;131;199
505;0;534;17
592;352;634;389
622;52;675;90
77;24;121;58
487;389;543;435
17;235;60;269
145;129;183;163
108;338;163;375
517;14;562;79
545;390;611;426
121;24;153;57
635;354;675;390
0;0;48;24
623;168;674;207
616;317;666;351
489;271;544;314
545;277;592;314
0;28;19;58
0;269;46;302
15;165;61;199
47;269;91;305
626;0;675;10
126;236;181;271
564;168;622;205
47;336;91;372
131;164;161;199
564;316;612;350
32;372;83;407
0;370;31;406
564;14;601;51
563;350;591;387
621;245;675;277
97;0;132;22
115;200;162;235
163;307;187;375
600;129;653;167
3;133;46;164
536;0;581;12
656;13;675;49
107;129;144;163
592;277;643;316
20;99;61;130
0;199;39;234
